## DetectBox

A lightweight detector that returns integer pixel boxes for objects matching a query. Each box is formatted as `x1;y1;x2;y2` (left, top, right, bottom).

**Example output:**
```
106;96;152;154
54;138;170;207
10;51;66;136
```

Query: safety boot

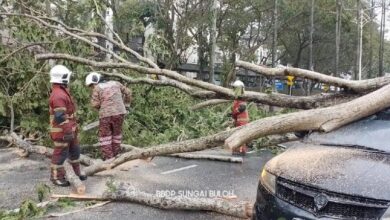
52;179;70;187
79;174;88;181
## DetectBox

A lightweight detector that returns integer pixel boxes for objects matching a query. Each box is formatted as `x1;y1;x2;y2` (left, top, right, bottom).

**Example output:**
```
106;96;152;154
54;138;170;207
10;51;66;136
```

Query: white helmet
85;72;101;86
50;65;72;84
232;80;245;88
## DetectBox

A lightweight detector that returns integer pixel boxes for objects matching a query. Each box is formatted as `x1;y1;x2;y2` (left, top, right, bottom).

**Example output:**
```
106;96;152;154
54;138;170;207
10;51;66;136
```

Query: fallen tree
225;83;390;149
63;161;86;195
0;13;367;109
168;153;243;163
6;133;97;166
52;182;253;219
191;99;231;110
84;128;240;176
236;60;390;93
36;53;359;109
256;133;299;148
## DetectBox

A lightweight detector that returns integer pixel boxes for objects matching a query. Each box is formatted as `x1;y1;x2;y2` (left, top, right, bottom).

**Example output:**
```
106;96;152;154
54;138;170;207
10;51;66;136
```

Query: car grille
276;178;389;219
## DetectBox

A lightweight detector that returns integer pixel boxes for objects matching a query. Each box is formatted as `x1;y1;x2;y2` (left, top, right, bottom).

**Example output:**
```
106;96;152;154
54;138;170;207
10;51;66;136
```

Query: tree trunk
168;153;243;163
379;0;386;76
225;83;390;150
368;0;374;78
64;161;86;195
7;132;97;166
308;0;314;71
335;0;342;76
84;128;240;176
236;60;390;93
257;133;299;148
209;0;217;84
37;53;360;109
356;0;362;80
272;0;278;67
52;182;253;219
191;99;231;110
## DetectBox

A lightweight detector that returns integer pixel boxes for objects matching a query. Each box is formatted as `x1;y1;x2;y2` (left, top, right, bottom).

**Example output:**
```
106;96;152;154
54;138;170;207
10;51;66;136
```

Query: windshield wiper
319;143;389;154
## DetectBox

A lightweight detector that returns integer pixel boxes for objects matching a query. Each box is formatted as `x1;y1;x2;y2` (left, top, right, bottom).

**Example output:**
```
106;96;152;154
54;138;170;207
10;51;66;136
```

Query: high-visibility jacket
232;100;249;127
91;81;132;119
49;84;77;142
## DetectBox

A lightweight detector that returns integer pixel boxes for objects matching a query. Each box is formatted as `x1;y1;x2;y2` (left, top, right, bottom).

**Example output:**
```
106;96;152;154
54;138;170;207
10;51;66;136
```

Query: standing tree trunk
379;0;386;76
209;0;218;84
368;0;374;78
335;0;342;77
105;0;114;62
269;0;278;111
309;0;314;71
356;0;362;80
272;0;278;68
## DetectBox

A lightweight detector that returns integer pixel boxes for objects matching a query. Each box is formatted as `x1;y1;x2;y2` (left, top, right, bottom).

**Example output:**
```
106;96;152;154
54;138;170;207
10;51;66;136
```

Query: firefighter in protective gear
230;80;250;155
86;72;132;160
49;65;87;187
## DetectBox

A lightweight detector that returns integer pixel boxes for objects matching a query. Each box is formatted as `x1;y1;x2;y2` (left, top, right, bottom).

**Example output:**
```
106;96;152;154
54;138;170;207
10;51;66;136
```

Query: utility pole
209;0;218;84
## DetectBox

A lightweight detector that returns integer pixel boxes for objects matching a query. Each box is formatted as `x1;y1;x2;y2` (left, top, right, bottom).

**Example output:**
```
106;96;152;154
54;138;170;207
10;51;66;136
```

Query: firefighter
49;65;87;187
85;72;132;160
229;80;250;156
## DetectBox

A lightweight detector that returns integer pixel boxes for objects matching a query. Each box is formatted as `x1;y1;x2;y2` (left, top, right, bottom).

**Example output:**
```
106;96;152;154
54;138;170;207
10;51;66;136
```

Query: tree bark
236;60;390;93
256;133;299;148
225;83;390;150
52;182;253;219
64;161;86;195
7;132;97;166
168;153;243;163
335;0;342;76
379;0;386;76
84;128;240;176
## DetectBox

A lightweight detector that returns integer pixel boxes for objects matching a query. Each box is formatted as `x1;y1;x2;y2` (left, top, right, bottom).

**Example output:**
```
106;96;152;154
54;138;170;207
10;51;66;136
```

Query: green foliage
105;178;117;193
0;199;45;220
35;183;51;203
56;198;76;209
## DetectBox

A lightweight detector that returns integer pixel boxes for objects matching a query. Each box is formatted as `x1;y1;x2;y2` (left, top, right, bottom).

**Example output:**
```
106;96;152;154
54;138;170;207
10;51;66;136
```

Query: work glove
63;132;75;142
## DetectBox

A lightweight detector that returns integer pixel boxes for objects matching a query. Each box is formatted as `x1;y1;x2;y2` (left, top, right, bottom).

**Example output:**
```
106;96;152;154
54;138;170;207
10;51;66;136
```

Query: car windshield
306;113;390;153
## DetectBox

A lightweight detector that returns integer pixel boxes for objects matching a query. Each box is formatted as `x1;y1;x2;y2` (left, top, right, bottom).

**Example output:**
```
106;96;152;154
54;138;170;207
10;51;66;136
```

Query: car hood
266;144;390;201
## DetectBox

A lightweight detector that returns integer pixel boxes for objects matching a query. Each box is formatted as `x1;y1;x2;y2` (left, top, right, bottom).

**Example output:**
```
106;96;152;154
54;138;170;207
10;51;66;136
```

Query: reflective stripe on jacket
91;81;132;118
232;99;249;127
49;84;77;141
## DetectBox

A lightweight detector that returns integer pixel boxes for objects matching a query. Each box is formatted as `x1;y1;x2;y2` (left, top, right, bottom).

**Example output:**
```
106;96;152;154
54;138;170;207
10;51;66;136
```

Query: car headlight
383;208;390;220
261;168;276;194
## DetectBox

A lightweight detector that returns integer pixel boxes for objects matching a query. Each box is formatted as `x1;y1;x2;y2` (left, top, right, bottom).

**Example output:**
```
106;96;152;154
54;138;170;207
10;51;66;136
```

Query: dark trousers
50;135;81;180
99;114;124;160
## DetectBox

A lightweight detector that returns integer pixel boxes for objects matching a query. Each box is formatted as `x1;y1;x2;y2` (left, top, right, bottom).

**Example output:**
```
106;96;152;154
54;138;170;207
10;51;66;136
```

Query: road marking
161;164;198;175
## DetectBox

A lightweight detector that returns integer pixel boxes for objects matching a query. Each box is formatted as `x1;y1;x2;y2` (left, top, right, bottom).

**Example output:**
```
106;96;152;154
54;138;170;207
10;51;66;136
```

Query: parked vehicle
253;112;390;220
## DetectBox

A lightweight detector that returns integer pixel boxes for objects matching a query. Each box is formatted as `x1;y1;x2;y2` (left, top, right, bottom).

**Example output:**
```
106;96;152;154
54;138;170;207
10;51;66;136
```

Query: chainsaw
82;108;130;131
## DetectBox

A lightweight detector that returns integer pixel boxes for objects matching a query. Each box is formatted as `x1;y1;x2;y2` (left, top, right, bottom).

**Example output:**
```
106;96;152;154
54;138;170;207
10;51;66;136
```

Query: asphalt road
0;147;274;220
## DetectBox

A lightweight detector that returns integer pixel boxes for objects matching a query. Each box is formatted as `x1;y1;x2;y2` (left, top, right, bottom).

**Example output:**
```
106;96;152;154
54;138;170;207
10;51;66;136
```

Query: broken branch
225;83;390;150
236;60;390;93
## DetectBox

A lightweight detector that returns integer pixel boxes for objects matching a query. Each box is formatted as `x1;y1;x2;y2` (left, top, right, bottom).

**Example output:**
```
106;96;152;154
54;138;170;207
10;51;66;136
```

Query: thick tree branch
36;53;359;109
225;83;390;150
52;182;253;219
191;99;231;110
236;60;390;93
